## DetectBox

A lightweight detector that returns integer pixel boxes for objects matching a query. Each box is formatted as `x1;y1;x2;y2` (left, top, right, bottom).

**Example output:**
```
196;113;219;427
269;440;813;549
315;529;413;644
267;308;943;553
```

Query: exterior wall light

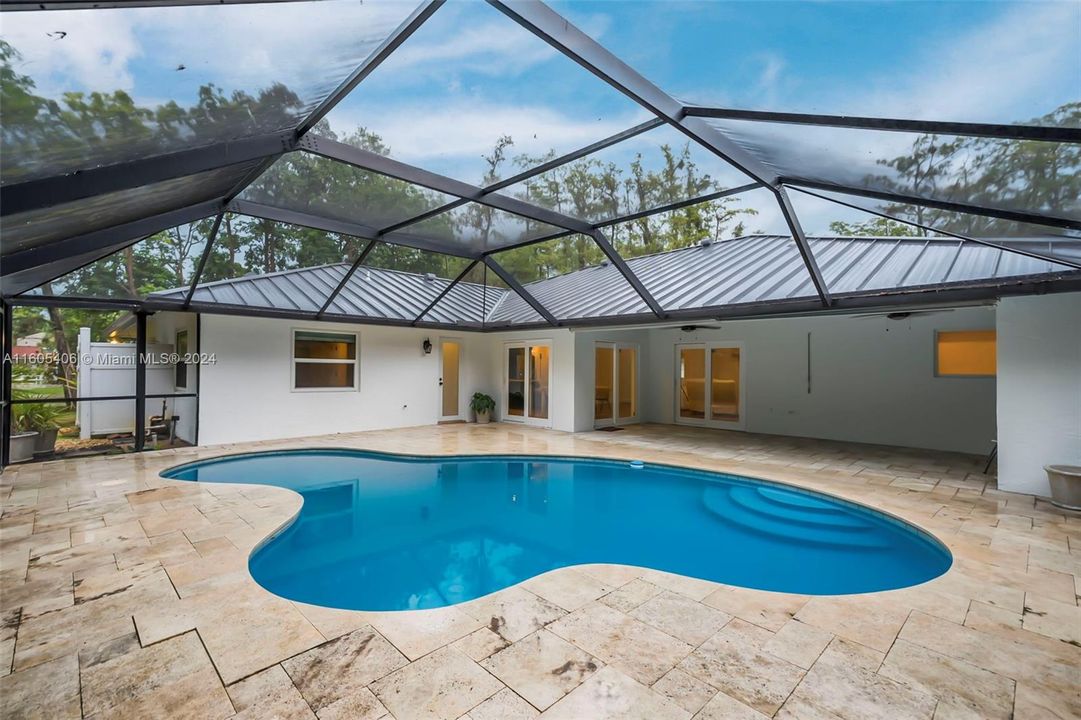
423;338;433;355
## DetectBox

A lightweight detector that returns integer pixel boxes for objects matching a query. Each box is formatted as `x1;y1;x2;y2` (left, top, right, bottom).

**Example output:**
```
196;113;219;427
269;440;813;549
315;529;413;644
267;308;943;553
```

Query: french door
505;342;551;426
594;342;639;427
675;343;744;429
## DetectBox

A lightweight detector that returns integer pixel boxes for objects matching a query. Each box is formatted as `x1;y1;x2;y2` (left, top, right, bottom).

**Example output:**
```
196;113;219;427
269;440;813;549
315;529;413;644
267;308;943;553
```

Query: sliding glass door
594;342;639;428
505;342;551;426
676;343;743;428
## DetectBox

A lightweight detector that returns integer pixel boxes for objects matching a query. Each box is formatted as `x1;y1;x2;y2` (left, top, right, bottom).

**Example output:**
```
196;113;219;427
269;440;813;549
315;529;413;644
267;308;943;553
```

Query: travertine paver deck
1;423;1078;719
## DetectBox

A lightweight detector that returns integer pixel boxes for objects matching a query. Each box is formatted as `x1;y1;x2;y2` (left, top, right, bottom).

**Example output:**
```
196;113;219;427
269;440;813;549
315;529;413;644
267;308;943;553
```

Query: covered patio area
2;424;1078;719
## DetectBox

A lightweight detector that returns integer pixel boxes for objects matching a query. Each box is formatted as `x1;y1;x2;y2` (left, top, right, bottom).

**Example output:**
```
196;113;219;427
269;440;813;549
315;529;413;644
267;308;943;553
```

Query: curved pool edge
157;445;954;605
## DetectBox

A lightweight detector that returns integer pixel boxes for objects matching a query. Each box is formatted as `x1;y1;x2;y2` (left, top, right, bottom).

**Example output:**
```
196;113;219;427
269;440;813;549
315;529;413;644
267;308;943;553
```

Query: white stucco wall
574;308;999;455
996;292;1081;496
198;315;492;446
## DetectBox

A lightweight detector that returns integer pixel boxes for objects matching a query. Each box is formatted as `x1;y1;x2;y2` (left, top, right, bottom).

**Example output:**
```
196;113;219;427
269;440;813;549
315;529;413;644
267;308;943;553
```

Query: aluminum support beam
776;187;832;306
782;179;1081;232
411;260;481;325
1;300;12;468
594;182;762;229
682;106;1081;144
789;186;1081;270
228;199;475;258
1;0;315;8
377;118;665;236
588;230;664;318
2;198;224;293
482;257;558;326
134;311;147;453
316;240;379;317
298;134;596;235
486;0;778;187
296;0;445;137
183;212;224;309
1;133;294;216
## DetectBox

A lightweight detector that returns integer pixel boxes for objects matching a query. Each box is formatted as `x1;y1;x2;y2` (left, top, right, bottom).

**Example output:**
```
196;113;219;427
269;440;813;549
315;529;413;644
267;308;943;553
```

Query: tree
872;102;1080;237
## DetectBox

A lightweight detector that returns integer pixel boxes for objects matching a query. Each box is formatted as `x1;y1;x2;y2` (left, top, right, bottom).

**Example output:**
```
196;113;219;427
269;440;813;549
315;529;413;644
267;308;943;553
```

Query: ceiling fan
849;309;956;321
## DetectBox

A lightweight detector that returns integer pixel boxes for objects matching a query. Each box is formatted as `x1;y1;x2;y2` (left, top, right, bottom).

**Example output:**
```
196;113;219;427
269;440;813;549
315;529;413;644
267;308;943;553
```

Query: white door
439;338;462;421
505;342;551;427
675;342;744;429
594;342;639;428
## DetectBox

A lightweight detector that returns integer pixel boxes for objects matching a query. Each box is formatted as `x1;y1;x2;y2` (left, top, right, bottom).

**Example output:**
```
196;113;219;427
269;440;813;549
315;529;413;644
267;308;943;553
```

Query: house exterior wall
197;315;491;446
573;307;999;455
192;302;1062;472
996;291;1081;496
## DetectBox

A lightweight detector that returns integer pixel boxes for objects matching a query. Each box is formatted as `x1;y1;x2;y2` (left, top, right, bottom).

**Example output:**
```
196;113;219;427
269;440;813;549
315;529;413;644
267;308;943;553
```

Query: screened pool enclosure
1;0;1079;457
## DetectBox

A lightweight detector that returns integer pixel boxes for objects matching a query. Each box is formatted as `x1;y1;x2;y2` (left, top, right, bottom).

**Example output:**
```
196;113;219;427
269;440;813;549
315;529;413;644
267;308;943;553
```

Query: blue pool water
162;450;951;611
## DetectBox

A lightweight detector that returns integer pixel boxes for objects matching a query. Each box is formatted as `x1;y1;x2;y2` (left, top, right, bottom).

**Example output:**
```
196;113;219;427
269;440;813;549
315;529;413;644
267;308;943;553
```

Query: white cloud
856;1;1080;123
333;99;649;181
2;1;414;103
3;11;141;95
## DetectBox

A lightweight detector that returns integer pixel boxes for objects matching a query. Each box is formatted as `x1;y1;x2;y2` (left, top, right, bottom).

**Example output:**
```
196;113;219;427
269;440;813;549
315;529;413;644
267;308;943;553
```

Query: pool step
727;486;867;530
756;486;850;514
702;487;893;550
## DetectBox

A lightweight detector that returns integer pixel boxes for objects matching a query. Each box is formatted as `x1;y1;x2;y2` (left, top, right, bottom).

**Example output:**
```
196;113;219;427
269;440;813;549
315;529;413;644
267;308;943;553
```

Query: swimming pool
162;450;951;611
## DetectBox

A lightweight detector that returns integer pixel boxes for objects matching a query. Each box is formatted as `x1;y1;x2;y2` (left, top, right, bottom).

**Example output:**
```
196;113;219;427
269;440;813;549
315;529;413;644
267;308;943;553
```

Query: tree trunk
40;283;76;402
124;248;138;296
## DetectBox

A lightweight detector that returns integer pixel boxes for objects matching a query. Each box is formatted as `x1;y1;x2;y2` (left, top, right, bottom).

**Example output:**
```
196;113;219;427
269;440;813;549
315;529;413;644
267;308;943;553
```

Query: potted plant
470;392;495;424
9;392;66;462
28;402;65;457
10;403;40;464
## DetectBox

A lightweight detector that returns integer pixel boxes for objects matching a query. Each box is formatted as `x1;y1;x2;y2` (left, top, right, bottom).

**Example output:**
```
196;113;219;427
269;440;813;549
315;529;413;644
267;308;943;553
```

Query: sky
3;0;1078;236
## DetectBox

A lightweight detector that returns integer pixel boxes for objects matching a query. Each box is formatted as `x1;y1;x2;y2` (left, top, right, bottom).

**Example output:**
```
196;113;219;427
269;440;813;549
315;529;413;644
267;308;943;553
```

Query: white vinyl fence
76;327;176;439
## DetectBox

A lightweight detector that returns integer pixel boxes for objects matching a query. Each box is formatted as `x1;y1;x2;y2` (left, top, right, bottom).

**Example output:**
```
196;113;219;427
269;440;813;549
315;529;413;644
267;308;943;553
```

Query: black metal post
184;213;224;308
1;300;12;469
134;311;147;452
193;313;201;447
412;260;480;325
317;240;379;318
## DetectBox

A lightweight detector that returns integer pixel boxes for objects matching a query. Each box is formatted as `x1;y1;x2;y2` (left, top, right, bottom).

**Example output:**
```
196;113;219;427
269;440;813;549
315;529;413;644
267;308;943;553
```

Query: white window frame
674;341;746;431
290;328;360;393
503;340;553;428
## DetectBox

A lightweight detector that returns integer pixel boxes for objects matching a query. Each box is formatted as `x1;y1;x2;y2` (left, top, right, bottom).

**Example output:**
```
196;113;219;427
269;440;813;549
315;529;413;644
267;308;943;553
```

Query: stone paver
1;423;1078;719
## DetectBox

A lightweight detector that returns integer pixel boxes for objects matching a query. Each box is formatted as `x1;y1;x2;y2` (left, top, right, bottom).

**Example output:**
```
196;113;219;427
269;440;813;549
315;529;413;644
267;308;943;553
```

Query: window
293;330;358;390
936;330;996;377
175;330;188;389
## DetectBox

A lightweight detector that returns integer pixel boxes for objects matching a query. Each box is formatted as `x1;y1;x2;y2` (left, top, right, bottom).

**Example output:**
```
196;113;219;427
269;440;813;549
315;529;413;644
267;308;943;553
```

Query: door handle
439;378;444;386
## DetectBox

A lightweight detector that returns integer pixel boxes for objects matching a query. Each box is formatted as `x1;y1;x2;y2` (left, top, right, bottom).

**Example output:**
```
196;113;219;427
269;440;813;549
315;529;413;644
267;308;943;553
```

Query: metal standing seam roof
150;235;1078;325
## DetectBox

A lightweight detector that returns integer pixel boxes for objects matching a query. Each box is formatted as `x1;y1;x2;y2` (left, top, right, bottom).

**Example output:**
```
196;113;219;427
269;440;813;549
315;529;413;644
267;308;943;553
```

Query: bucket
1044;465;1081;511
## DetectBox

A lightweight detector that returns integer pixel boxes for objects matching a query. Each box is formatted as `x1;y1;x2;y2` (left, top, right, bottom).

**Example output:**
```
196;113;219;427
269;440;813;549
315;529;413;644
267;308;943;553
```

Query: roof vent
600;259;610;267
699;238;713;247
424;272;437;282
